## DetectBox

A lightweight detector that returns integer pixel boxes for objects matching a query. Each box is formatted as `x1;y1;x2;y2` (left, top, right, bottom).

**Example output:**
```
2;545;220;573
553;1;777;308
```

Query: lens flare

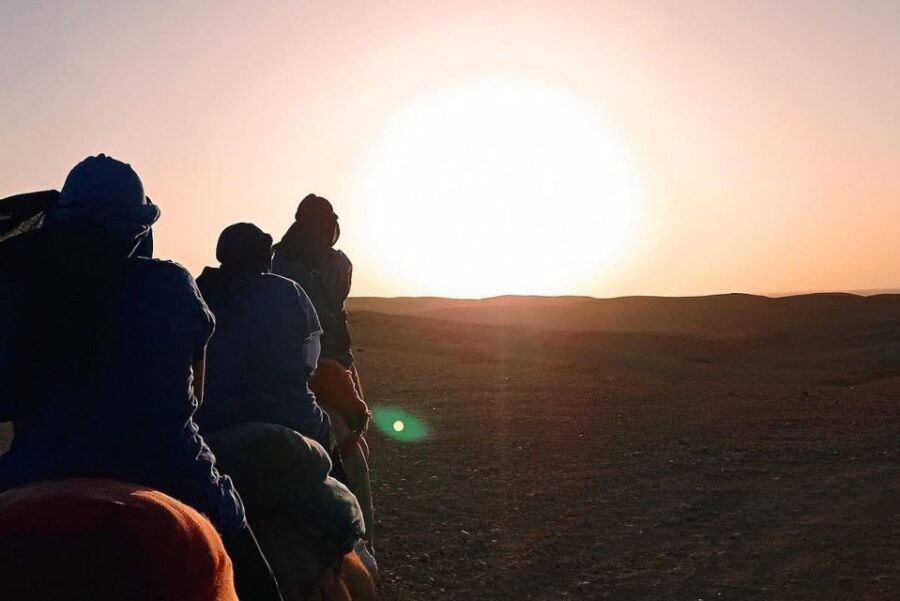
373;407;427;442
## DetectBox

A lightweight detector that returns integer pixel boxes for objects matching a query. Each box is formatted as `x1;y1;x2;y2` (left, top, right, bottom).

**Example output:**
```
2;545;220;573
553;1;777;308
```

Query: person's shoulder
332;248;352;270
261;273;309;299
195;265;219;289
127;257;192;276
126;258;200;290
260;273;320;325
262;272;300;289
271;252;301;276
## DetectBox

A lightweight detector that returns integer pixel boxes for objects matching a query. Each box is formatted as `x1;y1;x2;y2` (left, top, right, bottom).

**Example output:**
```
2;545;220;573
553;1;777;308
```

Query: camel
0;478;237;601
208;423;376;601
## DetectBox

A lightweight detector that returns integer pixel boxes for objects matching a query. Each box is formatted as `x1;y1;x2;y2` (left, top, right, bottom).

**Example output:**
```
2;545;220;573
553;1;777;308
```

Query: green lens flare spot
373;407;427;442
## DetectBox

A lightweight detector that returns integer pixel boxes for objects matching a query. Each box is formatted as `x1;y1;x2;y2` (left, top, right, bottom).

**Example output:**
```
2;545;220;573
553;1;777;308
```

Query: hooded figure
0;156;283;601
273;194;354;368
195;223;332;451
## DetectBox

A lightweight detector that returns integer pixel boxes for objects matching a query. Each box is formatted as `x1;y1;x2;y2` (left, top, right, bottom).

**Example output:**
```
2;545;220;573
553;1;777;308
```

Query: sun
352;77;644;298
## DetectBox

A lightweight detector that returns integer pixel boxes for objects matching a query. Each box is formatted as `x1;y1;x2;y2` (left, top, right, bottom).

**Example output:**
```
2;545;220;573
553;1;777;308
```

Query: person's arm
292;281;323;378
193;350;207;406
303;334;321;377
184;265;214;407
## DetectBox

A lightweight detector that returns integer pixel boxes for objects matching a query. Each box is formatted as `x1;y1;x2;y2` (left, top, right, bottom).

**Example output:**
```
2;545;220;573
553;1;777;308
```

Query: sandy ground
352;308;899;601
2;296;898;600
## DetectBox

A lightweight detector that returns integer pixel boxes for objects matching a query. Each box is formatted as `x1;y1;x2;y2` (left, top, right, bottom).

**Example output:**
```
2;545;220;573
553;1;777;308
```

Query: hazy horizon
348;287;900;302
2;1;898;298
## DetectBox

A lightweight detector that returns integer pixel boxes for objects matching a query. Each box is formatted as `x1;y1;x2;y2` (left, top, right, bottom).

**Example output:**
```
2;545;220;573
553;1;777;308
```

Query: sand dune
348;294;591;317
345;304;899;600
350;292;900;341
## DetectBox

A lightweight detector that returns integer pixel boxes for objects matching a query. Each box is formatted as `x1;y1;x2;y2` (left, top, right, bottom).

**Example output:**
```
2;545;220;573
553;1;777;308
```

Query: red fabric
0;478;237;601
307;552;375;601
310;357;369;432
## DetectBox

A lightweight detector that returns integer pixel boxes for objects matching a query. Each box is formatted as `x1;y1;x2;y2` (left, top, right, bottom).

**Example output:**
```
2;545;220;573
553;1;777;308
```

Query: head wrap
295;193;340;246
275;193;339;261
295;193;334;221
216;222;273;274
45;154;159;256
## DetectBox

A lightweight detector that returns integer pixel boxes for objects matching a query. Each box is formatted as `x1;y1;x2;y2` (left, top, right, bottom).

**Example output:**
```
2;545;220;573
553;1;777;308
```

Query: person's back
196;223;330;450
273;248;352;364
2;258;229;500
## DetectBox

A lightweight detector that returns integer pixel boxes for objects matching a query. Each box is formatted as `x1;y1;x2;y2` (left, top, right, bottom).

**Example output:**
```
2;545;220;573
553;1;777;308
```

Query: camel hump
0;478;237;601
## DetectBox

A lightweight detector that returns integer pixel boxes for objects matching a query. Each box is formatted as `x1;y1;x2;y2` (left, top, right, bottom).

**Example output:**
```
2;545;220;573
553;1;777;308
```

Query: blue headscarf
5;155;163;410
45;154;160;257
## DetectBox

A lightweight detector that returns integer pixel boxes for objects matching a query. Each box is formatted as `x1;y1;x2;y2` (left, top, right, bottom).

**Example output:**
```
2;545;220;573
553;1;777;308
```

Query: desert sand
350;294;899;600
2;293;898;599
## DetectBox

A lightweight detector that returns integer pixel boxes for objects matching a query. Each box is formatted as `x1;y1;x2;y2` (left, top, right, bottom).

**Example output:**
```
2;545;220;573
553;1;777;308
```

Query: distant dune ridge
349;292;900;341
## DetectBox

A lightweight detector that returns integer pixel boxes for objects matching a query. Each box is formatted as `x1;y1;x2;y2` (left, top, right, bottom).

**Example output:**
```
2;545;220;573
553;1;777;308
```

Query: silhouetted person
195;223;333;451
273;194;376;557
274;195;355;368
0;155;282;601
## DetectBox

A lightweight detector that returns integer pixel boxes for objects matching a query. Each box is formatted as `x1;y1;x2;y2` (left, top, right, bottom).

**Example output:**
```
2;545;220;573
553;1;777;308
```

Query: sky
1;0;898;298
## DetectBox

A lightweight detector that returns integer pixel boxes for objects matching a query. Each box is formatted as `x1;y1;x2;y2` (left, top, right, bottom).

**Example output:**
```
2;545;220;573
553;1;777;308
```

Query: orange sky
2;1;898;298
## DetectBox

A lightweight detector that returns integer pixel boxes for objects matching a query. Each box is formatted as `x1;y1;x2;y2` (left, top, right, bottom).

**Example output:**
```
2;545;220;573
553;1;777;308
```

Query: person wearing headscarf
274;194;354;368
195;223;332;449
273;194;376;558
0;155;283;601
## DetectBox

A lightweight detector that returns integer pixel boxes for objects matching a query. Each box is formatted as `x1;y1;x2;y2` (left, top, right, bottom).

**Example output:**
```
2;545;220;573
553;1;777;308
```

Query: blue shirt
195;270;331;450
0;258;245;534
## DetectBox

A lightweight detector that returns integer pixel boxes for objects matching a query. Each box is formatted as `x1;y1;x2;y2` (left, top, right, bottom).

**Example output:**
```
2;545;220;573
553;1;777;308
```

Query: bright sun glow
353;77;644;297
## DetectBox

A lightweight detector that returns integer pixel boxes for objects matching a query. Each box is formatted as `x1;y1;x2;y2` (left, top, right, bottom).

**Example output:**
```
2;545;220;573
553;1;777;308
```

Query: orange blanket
0;478;237;601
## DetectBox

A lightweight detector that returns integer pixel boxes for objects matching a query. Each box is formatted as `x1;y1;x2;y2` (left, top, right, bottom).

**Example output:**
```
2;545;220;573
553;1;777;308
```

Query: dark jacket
272;248;354;368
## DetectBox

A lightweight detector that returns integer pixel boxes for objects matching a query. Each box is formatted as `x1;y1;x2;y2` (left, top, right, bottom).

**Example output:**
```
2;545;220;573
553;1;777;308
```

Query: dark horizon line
349;287;900;302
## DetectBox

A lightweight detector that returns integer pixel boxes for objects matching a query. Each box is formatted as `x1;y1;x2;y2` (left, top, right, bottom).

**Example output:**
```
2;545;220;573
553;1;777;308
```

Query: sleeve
175;265;215;354
303;335;321;373
292;282;322;372
191;284;215;353
296;283;323;341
